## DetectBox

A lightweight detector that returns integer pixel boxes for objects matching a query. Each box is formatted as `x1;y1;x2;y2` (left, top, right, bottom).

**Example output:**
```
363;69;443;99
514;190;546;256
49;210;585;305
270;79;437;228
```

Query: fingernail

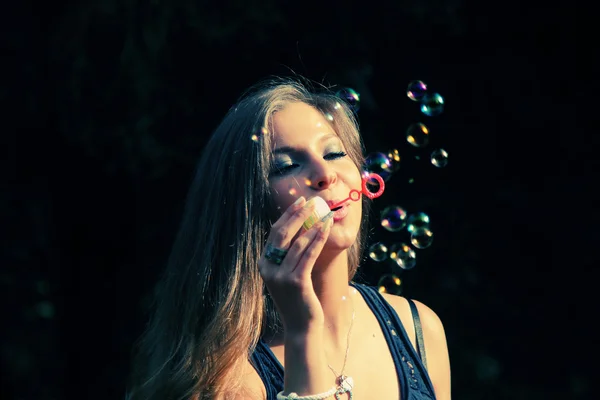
321;215;333;232
293;196;305;206
304;197;316;209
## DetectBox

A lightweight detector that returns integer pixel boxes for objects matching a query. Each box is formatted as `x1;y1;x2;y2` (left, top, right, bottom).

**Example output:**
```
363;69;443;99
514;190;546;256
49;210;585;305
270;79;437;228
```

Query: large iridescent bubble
335;88;360;112
410;227;434;249
364;152;393;181
420;93;445;116
430;149;449;167
368;242;388;262
407;80;428;102
380;205;408;232
406;212;431;233
389;243;417;270
377;274;403;294
406;123;430;147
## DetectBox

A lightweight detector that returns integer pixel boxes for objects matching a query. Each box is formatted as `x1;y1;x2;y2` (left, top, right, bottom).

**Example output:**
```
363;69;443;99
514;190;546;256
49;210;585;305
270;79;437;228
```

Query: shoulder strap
407;299;427;370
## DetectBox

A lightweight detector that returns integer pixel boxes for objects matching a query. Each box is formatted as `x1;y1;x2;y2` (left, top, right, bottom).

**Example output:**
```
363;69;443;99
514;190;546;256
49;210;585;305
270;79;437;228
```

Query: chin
326;226;359;250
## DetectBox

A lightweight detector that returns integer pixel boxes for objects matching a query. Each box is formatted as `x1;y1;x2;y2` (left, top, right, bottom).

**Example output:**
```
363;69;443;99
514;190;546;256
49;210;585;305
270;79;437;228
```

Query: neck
311;249;357;354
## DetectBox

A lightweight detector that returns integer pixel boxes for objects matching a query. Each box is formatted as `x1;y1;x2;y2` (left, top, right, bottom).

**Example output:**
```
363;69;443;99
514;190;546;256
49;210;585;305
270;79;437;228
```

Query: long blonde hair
127;76;372;399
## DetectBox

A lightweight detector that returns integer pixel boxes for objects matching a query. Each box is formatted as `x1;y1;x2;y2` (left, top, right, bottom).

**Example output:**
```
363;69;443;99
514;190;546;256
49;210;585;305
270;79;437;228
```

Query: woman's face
268;102;362;250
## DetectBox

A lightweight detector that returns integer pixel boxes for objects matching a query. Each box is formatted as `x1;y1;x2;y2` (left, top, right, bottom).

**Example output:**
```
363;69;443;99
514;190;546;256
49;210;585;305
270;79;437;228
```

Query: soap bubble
389;243;417;270
251;126;268;142
288;187;297;196
335;88;360;112
377;274;402;295
430;149;449;167
35;301;55;319
407;212;430;233
406;123;430;147
386;149;401;172
411;227;434;249
364;152;393;181
407;80;428;102
381;206;408;232
368;242;388;262
420;93;445;116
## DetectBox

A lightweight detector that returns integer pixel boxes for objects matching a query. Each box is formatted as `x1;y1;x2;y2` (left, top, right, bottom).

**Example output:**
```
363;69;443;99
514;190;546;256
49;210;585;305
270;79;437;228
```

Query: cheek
343;165;363;189
270;182;297;211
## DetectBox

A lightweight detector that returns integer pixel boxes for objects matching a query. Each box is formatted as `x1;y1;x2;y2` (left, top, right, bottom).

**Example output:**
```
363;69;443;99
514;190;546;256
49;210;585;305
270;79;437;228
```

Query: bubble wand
330;172;385;210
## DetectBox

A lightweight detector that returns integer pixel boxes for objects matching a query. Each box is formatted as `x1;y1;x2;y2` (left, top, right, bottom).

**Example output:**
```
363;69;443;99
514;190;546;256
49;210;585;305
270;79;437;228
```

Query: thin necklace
325;289;356;400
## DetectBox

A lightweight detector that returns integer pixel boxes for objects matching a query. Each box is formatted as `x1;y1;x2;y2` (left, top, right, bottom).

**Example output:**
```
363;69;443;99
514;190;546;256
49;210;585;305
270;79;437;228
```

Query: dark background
3;1;593;399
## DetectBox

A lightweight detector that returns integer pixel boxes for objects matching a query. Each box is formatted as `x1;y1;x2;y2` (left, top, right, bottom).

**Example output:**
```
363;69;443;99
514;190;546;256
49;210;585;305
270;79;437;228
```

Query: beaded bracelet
276;386;337;400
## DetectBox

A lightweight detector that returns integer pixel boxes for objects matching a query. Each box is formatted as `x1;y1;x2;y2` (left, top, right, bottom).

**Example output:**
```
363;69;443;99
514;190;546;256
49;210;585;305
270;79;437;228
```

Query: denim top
250;282;436;399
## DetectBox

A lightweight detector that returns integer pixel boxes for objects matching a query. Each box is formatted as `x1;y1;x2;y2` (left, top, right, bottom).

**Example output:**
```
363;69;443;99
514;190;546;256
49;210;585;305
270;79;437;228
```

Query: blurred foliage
2;1;589;400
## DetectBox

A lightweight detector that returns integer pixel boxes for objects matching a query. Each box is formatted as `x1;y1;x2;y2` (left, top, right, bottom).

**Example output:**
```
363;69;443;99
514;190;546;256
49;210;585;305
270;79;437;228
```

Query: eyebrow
272;133;339;155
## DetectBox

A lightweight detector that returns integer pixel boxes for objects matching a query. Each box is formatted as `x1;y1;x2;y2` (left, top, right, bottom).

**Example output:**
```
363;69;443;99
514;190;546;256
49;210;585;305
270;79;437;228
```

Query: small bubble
407;212;430;233
431;149;449;167
386;149;401;172
251;126;268;142
406;123;430;147
35;280;50;295
389;243;417;270
407;80;428;102
408;178;415;184
368;242;388;262
35;301;55;319
289;187;297;196
475;354;501;382
335;88;360;112
324;112;334;122
411;227;434;249
377;274;402;294
381;206;408;232
420;93;444;116
304;178;312;186
364;152;393;181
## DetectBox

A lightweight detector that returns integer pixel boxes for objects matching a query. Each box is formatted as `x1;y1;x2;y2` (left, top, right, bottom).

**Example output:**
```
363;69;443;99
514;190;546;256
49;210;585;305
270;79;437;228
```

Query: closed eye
325;151;347;160
270;152;347;176
273;164;297;175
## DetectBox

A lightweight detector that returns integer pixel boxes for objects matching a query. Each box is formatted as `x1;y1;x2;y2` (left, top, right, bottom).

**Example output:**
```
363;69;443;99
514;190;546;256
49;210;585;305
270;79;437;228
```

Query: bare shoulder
379;292;452;400
208;358;266;400
237;358;268;400
379;292;446;345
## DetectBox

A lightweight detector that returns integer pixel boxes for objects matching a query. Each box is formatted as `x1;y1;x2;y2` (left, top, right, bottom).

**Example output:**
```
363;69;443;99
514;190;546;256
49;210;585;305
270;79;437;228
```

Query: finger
271;196;306;229
267;197;318;248
285;212;334;275
294;215;333;277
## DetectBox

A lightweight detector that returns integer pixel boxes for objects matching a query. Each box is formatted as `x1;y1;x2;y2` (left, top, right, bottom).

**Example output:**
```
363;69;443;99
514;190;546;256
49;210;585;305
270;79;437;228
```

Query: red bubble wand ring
329;173;385;210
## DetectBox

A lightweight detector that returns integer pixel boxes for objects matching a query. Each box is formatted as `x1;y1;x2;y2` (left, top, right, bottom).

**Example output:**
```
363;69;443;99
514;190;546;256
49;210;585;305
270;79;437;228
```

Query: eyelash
273;151;347;175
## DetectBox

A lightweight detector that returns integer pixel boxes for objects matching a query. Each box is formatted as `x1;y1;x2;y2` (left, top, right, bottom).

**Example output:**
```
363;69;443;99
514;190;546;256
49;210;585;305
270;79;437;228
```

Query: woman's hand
258;196;334;333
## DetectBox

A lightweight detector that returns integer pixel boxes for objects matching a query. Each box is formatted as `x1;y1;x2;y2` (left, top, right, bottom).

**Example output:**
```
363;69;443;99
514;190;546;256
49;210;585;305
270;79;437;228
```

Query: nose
308;159;337;190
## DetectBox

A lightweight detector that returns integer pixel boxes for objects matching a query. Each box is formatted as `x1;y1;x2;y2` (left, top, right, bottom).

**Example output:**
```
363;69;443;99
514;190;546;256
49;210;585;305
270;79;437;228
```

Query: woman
127;77;451;400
